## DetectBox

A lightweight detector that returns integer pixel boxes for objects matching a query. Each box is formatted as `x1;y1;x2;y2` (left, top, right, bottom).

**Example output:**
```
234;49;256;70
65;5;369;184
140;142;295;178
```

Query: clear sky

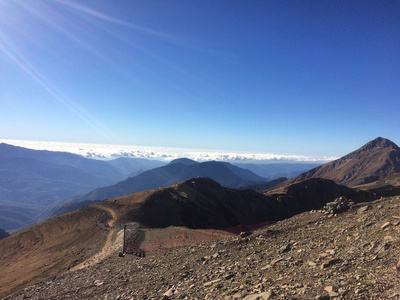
1;0;399;159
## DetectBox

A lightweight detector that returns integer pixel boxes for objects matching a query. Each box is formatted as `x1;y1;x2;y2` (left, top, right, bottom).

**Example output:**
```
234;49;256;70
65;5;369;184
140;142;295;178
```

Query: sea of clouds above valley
1;140;337;163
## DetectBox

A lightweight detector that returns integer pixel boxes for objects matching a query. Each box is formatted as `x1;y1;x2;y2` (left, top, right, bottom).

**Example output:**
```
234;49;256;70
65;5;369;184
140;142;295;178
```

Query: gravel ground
5;196;400;300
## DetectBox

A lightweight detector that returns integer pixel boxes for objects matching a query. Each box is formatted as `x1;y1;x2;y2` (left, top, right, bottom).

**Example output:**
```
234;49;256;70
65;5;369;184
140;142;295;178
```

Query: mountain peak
287;137;400;187
359;137;399;152
168;158;198;166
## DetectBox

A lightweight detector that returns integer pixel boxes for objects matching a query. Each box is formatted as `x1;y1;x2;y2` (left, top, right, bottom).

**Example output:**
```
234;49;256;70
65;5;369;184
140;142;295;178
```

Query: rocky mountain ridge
286;137;400;187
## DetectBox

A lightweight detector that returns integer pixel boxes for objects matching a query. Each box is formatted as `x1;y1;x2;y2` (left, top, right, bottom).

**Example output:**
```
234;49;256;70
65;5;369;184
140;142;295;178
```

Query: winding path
70;205;121;272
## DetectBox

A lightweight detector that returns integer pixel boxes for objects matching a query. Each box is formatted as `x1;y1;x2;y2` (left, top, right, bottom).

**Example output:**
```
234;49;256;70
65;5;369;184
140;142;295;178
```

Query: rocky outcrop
322;196;353;214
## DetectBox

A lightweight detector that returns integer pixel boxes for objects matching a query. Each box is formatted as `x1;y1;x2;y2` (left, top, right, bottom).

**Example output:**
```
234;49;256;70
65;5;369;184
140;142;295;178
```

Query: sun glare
0;0;119;143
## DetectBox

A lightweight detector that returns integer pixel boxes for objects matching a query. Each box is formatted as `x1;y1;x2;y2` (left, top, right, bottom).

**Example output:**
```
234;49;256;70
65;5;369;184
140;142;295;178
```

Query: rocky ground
5;196;400;299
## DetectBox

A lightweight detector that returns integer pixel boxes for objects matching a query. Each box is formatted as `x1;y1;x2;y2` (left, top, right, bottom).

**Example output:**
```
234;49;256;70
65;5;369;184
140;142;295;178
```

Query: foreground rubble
6;196;400;299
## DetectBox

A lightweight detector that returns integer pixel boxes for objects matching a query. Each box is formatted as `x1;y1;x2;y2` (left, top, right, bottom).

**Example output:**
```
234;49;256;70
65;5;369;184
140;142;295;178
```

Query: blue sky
0;0;399;159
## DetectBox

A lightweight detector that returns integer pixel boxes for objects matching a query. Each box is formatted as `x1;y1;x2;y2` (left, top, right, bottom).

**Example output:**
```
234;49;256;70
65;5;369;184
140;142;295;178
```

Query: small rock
240;231;252;238
163;286;175;297
243;290;276;300
396;258;400;272
375;242;391;254
328;290;339;297
261;265;271;270
278;243;292;254
204;279;221;287
338;288;348;296
93;280;103;286
271;258;283;265
357;205;369;214
324;286;333;292
321;263;330;269
385;235;395;241
231;293;242;299
308;261;317;267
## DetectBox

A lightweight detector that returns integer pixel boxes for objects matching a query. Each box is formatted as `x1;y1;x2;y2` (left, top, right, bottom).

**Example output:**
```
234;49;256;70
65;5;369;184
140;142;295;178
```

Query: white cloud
0;139;337;163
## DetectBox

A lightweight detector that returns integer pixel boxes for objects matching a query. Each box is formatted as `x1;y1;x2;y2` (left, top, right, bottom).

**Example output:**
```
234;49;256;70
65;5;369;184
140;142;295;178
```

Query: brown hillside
0;204;115;298
287;137;400;187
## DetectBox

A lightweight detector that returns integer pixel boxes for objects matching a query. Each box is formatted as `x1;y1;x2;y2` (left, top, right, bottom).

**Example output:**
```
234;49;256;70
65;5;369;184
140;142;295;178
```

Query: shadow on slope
108;177;377;230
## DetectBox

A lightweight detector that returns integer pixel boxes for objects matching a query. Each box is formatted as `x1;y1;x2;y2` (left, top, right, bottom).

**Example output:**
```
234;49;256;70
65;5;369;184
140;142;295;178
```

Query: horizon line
0;139;338;163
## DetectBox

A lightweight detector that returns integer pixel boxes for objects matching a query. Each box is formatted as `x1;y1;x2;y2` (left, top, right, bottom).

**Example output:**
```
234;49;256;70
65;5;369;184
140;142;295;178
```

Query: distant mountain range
57;136;396;221
0;143;165;232
0;143;321;232
65;158;268;204
286;137;400;187
3;137;400;233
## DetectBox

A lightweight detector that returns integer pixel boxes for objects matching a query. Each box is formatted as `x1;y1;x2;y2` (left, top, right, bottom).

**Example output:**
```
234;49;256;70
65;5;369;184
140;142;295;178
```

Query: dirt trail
70;205;121;272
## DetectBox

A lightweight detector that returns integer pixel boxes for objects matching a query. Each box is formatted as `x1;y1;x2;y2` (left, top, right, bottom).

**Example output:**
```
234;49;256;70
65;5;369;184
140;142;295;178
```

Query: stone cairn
322;196;354;214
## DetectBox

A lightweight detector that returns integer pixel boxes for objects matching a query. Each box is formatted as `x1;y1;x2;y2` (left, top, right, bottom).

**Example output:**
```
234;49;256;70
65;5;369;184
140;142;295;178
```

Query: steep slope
0;203;113;298
70;160;267;202
286;137;400;187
